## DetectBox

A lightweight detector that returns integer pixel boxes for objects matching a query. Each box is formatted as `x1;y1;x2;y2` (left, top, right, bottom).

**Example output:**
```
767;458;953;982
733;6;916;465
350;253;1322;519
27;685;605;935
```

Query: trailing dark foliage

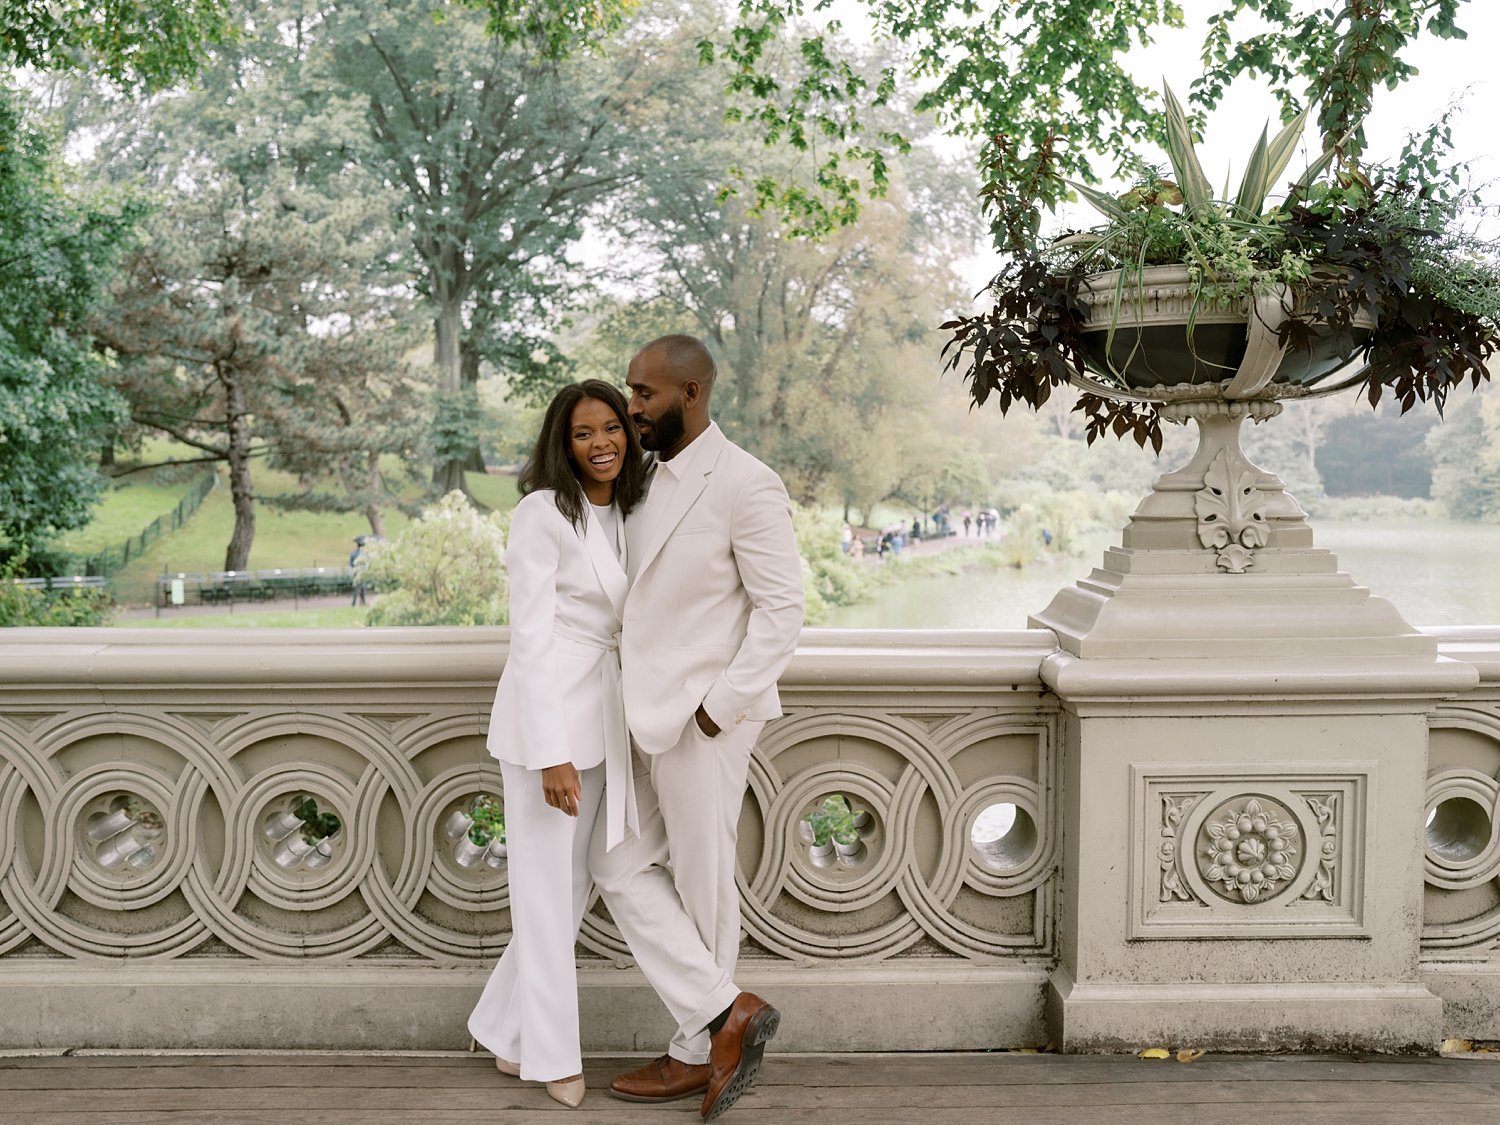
1285;184;1496;415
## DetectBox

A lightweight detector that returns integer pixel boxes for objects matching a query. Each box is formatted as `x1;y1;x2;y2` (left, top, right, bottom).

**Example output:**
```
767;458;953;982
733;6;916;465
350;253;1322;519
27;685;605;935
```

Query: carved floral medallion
1198;796;1301;903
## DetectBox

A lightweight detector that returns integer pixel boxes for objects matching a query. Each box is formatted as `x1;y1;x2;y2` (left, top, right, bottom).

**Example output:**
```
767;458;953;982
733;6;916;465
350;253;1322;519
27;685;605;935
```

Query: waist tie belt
553;624;637;850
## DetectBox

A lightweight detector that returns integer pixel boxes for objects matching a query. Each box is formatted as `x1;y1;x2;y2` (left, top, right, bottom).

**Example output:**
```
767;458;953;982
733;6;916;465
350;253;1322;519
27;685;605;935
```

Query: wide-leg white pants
589;720;761;1064
467;759;604;1082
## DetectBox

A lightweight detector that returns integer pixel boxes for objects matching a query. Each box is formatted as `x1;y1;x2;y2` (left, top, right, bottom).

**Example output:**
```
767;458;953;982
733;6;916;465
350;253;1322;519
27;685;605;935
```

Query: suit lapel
625;460;657;580
630;426;725;582
581;505;628;619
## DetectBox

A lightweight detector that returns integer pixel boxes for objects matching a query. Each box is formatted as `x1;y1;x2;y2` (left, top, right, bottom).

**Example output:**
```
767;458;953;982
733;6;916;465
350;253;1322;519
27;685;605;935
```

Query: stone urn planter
1074;265;1376;402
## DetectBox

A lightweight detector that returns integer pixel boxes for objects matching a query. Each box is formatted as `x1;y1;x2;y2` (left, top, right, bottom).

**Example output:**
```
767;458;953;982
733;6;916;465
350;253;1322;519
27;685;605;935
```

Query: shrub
791;504;872;624
0;553;113;626
363;492;508;626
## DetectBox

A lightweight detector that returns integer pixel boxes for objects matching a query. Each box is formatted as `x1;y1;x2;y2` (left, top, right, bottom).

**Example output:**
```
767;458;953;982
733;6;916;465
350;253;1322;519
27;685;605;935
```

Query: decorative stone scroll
1158;795;1194;903
733;708;1058;964
1194;446;1271;573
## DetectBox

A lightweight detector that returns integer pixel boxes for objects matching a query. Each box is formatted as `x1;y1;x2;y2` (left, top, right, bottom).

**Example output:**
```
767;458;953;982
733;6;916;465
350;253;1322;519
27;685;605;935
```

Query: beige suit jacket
621;424;805;754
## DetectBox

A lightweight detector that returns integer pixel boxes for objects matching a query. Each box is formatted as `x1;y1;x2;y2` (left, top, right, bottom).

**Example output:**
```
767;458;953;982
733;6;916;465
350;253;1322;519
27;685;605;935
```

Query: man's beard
635;398;686;453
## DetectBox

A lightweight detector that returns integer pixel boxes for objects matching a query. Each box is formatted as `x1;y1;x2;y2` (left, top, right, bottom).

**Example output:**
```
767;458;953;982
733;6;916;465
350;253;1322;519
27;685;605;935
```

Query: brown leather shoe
608;1054;710;1103
701;992;781;1121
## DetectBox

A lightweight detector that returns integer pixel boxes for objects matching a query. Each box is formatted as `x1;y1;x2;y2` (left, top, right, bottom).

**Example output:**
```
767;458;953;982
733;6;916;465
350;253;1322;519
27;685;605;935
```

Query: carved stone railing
3;625;1498;1051
0;627;1059;1051
1420;627;1500;1038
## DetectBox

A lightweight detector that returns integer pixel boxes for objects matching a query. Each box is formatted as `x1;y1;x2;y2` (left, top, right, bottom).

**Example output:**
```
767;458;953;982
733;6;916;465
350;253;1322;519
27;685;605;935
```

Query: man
590;335;804;1121
349;536;369;606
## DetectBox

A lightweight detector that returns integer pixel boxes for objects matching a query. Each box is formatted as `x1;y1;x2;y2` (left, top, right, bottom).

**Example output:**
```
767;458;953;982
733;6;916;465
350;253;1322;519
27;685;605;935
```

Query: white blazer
621;424;805;754
487;489;637;848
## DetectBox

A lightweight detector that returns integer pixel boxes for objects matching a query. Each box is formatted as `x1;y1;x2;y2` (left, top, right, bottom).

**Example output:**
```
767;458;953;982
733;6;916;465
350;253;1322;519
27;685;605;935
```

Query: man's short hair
638;334;716;388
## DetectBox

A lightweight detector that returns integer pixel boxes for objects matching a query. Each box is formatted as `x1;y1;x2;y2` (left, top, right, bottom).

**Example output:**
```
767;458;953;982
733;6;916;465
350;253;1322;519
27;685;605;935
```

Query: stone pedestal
1031;406;1479;1052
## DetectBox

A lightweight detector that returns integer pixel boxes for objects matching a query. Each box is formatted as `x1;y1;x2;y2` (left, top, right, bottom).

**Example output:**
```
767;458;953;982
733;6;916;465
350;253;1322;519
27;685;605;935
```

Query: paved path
2;1051;1498;1124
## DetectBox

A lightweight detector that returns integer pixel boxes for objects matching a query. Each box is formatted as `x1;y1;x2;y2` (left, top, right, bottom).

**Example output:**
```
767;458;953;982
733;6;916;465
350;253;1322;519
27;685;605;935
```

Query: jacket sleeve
503;496;570;770
700;466;805;729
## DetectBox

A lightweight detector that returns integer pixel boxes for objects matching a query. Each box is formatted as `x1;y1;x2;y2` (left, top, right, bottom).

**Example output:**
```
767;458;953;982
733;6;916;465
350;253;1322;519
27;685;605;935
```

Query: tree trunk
430;300;470;494
432;458;467;497
460;335;487;472
222;369;256;571
364;451;385;539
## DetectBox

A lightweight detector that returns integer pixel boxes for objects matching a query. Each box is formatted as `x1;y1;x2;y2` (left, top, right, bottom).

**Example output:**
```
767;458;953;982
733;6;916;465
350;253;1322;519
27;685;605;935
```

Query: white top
590;501;623;560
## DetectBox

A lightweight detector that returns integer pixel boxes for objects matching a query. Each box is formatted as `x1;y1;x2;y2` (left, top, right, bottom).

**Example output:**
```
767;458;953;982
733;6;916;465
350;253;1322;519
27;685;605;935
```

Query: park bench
156;568;355;607
12;575;108;594
298;567;354;597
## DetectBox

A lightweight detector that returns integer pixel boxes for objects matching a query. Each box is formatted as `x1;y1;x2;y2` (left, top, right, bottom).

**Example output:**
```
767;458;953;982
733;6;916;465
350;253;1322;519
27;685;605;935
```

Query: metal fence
84;469;218;577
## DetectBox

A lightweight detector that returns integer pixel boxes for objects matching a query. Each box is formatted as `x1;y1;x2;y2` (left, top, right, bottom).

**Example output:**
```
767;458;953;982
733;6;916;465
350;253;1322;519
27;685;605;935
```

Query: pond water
821;519;1500;630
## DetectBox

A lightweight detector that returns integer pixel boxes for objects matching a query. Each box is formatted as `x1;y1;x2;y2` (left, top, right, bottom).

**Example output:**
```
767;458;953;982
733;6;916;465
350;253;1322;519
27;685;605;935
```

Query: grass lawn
51;475;202;556
106;464;518;607
465;471;519;512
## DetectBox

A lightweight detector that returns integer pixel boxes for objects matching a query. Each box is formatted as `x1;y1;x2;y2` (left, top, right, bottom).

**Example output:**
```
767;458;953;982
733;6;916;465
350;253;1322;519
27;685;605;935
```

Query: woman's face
568;395;628;501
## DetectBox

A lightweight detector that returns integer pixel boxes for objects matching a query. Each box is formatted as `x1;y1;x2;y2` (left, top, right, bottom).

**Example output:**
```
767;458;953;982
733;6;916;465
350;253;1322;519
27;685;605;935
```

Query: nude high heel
469;1036;521;1076
546;1075;586;1108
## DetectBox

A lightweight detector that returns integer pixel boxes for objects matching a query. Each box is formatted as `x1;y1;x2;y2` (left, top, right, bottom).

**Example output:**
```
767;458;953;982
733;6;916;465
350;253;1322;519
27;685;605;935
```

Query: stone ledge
1048;967;1443;1053
0;962;1050;1053
0;627;1058;693
1423;964;1500;1040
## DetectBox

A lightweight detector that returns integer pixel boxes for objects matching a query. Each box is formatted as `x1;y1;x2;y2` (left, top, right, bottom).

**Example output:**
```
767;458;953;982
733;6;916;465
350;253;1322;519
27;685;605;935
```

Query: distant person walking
349;537;369;606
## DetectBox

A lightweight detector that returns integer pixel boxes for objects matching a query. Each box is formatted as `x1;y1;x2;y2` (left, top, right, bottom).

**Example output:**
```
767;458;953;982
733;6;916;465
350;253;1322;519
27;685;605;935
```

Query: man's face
626;357;687;454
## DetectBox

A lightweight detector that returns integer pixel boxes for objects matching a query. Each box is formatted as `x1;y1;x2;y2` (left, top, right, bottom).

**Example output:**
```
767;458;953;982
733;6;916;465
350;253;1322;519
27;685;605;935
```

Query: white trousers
467;759;604;1082
589;719;762;1064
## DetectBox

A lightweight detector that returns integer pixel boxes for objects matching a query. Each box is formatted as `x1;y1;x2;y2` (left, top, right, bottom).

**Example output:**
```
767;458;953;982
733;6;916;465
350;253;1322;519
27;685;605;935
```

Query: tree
0;89;130;547
0;0;221;554
1320;406;1437;498
318;0;652;493
96;166;414;570
582;17;981;510
1;0;228;90
1426;387;1500;519
689;1;1477;231
85;1;425;563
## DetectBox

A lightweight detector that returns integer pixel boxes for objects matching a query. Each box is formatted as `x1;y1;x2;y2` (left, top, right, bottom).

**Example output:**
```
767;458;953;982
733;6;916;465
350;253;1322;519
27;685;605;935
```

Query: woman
468;380;646;1108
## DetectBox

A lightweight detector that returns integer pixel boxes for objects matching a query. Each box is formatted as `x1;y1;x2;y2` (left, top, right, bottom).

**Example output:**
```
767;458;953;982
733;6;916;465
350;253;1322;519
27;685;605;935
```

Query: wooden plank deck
2;1051;1498;1124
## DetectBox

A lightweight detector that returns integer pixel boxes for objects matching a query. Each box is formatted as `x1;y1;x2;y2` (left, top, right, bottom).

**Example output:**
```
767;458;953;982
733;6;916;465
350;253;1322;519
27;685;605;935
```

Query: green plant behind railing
803;794;859;848
293;796;342;846
467;793;506;847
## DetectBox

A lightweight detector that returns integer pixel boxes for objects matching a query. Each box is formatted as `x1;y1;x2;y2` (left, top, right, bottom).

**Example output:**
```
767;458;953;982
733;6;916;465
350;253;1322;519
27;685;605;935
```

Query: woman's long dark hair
517;380;646;531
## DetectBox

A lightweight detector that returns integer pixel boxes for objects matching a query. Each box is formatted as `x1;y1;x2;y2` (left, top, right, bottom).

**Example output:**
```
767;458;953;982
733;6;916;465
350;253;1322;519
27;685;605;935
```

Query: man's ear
681;379;702;409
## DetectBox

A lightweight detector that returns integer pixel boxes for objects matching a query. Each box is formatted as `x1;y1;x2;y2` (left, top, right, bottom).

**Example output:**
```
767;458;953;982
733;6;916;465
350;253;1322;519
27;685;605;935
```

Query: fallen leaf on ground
1442;1038;1474;1053
1137;1047;1170;1059
1176;1049;1205;1063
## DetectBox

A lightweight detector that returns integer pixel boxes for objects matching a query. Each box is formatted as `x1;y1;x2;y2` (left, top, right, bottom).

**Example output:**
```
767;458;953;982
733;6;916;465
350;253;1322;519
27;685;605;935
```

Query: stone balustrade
0;625;1497;1051
0;627;1059;1050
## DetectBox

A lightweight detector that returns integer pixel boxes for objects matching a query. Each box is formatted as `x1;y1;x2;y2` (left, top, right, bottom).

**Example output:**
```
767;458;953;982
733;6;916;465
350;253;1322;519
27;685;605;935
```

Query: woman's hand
541;763;582;817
